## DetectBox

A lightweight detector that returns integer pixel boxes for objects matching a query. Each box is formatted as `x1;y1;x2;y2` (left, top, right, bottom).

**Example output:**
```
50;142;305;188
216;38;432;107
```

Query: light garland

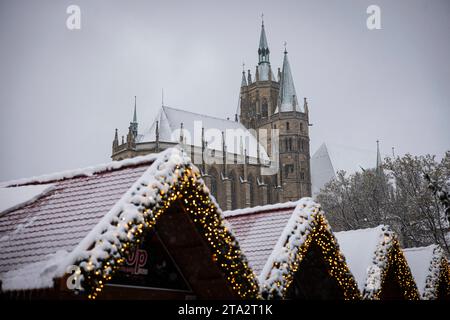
262;211;361;300
366;238;420;300
74;162;259;300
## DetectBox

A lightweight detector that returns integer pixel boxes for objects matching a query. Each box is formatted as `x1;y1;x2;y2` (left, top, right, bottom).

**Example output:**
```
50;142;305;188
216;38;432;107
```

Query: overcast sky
0;0;449;182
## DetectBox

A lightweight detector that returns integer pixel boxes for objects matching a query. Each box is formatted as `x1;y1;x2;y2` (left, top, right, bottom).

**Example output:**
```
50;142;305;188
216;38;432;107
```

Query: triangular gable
336;226;419;300
225;198;360;300
65;148;259;299
259;198;360;299
404;245;450;300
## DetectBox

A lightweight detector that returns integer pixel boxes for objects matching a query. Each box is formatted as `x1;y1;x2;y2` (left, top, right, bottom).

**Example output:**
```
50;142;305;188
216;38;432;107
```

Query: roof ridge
335;225;388;235
163;105;237;124
0;149;175;187
223;200;300;218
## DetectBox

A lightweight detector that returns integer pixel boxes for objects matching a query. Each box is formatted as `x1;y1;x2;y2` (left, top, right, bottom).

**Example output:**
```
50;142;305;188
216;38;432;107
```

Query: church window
248;175;256;207
300;171;305;181
262;99;268;117
300;122;304;132
230;173;238;210
286;122;290;130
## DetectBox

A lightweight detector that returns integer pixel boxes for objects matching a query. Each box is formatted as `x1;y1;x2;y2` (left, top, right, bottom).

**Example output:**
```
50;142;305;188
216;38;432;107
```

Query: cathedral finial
161;88;164;107
241;62;247;87
258;18;269;64
133;96;137;123
283;41;288;54
261;13;264;26
376;140;382;175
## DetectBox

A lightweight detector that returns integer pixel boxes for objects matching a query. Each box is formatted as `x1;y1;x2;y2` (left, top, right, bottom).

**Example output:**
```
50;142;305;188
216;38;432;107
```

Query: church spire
376;140;382;175
133;96;137;123
241;63;247;87
130;96;138;138
275;47;301;113
258;16;270;64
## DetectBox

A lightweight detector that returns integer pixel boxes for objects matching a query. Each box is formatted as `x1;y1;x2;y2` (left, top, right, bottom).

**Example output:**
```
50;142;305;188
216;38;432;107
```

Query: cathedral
111;21;311;210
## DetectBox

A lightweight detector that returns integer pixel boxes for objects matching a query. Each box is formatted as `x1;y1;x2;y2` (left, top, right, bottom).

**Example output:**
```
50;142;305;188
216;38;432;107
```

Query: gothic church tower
239;21;312;200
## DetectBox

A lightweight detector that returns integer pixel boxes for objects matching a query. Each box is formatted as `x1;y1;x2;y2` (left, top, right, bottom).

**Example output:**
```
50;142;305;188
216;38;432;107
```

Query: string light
263;213;361;300
75;164;260;299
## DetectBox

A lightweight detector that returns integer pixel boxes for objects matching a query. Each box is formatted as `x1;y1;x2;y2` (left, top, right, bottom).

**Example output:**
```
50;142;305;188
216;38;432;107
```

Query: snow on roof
224;198;359;299
311;143;336;197
0;148;259;298
0;153;160;188
257;63;276;82
403;245;445;299
224;201;299;276
335;226;387;293
0;184;55;216
313;142;379;176
310;142;391;197
0;148;181;291
275;52;302;113
138;106;270;161
223;200;299;218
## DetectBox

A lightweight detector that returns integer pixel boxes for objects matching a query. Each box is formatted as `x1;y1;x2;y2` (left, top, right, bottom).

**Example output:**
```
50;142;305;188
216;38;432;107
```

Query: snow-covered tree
317;152;450;255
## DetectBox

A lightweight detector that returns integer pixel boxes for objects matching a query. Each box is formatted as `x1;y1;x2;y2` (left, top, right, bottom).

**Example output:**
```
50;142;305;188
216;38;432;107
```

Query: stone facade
111;22;311;210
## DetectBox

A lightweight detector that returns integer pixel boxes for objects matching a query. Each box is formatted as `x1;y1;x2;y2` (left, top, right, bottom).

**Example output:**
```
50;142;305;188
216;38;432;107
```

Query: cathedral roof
275;51;302;113
139;106;270;162
310;142;383;196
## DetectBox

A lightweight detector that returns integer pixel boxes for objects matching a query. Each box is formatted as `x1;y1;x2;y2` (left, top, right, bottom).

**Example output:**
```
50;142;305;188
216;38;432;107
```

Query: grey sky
0;0;449;182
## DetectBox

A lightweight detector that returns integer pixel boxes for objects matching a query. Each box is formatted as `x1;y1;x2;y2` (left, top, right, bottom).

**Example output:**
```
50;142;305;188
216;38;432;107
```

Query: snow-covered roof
0;184;55;216
0;148;259;299
310;142;386;196
139;106;270;162
403;245;447;299
224;201;298;277
311;143;336;197
257;63;276;82
224;198;359;299
275;52;302;113
335;225;419;299
335;226;387;293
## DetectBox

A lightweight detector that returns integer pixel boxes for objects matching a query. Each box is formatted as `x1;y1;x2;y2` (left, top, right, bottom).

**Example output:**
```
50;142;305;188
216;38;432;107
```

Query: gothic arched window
230;172;238;210
262;98;268;117
248;174;256;207
286;122;290;131
209;167;219;200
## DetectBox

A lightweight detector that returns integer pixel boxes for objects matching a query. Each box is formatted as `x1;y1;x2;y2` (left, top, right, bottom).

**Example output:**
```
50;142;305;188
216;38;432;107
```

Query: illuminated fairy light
262;212;361;300
74;159;259;300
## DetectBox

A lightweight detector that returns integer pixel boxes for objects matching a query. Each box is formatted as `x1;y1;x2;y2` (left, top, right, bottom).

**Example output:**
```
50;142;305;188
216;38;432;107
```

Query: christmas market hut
403;245;450;300
335;226;419;300
0;147;259;300
223;199;360;300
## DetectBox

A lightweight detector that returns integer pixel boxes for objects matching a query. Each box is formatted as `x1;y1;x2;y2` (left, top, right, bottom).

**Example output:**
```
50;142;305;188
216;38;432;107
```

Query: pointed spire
258;16;270;64
376;140;382;175
179;122;184;144
222;131;227;178
247;69;252;84
241;63;247;87
155;120;160;152
133;96;137;123
130;96;138;138
275;48;301;113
